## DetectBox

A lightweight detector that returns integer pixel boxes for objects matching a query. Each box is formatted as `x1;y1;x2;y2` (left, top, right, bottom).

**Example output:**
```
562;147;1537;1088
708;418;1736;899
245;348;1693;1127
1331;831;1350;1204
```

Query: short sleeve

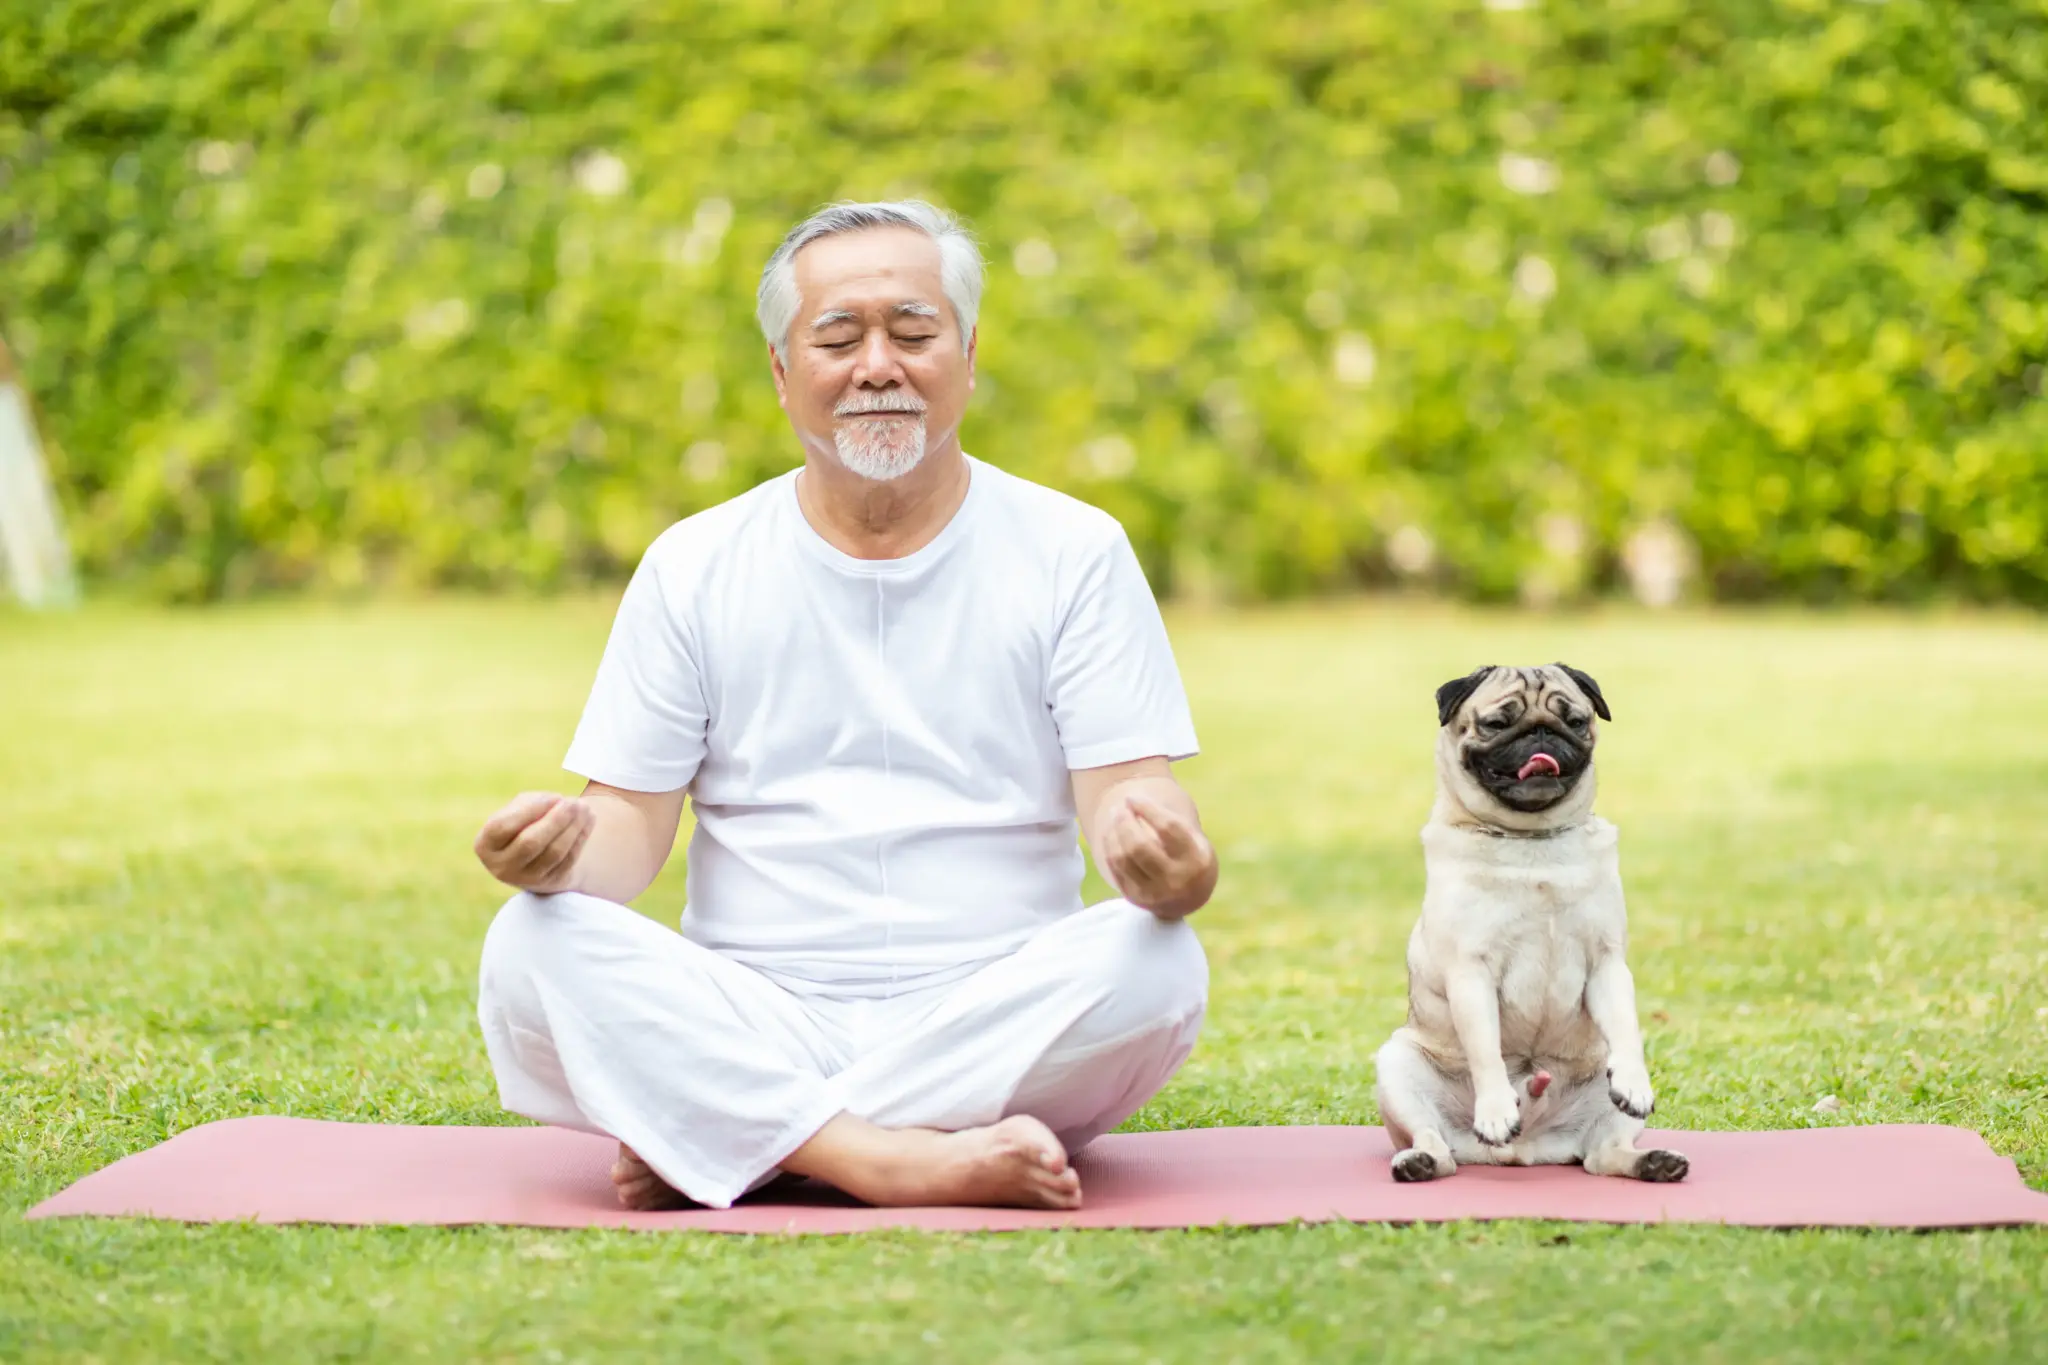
560;545;710;793
1046;526;1200;770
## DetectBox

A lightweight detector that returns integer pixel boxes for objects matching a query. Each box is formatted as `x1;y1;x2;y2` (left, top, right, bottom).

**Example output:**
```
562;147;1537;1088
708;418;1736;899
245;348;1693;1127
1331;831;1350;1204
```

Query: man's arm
1070;755;1219;920
562;781;689;903
474;780;688;905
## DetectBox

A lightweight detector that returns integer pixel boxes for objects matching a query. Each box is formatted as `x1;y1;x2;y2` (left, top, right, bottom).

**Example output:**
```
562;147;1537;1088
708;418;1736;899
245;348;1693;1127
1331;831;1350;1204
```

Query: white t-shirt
561;454;1199;999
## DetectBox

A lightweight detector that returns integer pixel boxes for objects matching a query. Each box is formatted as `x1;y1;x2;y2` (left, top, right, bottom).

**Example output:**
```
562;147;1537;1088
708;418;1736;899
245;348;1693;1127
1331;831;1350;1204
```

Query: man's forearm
1087;773;1218;918
562;786;682;904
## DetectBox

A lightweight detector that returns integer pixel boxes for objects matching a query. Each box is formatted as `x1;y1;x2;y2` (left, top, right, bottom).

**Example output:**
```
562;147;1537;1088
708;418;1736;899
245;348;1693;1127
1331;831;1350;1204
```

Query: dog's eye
1477;715;1510;733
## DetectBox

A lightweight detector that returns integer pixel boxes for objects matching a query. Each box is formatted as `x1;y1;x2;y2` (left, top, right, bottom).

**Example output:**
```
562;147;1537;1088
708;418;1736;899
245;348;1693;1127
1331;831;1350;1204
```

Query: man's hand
1097;789;1216;919
474;791;596;893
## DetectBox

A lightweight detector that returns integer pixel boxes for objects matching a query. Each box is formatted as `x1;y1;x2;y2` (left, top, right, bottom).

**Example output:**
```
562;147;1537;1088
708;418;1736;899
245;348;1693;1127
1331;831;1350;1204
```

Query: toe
1391;1150;1439;1183
622;1181;687;1211
1613;1092;1653;1119
1029;1163;1082;1210
1639;1150;1688;1183
1008;1117;1069;1172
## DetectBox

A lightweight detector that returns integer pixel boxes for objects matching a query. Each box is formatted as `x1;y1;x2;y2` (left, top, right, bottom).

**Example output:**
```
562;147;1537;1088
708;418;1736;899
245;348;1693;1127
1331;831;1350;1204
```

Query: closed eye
1550;698;1589;730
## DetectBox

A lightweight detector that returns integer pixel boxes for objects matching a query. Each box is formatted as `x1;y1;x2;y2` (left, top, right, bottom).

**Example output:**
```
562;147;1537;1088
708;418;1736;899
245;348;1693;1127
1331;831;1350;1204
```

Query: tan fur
1372;665;1687;1183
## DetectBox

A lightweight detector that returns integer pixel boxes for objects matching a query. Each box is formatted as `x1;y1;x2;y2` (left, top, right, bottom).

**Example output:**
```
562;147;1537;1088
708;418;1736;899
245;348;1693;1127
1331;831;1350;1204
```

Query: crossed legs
478;892;1208;1210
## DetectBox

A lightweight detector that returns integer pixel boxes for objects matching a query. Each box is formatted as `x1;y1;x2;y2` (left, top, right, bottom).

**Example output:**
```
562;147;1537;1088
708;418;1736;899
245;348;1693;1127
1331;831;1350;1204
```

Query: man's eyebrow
807;302;940;331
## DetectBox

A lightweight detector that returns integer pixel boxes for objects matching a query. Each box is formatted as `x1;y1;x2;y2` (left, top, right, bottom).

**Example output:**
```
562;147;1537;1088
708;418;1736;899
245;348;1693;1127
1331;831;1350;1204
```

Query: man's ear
1435;666;1496;728
1553;663;1612;721
768;341;789;408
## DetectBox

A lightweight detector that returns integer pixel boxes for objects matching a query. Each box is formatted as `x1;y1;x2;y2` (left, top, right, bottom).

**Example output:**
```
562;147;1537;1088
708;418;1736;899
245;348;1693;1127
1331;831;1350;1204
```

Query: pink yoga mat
24;1118;2048;1234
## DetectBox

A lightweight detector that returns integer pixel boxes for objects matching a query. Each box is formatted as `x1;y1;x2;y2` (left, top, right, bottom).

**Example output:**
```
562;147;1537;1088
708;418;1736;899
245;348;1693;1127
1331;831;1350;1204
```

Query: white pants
475;891;1209;1209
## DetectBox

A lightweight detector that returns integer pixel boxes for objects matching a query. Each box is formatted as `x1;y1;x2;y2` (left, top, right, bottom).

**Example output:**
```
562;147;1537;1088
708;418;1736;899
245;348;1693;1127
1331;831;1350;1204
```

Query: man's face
770;226;976;482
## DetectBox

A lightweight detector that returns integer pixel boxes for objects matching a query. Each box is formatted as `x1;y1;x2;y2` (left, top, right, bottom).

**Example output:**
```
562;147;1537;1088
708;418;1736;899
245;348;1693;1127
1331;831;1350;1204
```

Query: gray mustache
835;397;926;417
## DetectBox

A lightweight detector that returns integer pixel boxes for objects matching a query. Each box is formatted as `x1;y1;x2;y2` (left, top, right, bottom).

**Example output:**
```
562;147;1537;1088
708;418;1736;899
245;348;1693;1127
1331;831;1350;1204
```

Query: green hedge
5;0;2046;604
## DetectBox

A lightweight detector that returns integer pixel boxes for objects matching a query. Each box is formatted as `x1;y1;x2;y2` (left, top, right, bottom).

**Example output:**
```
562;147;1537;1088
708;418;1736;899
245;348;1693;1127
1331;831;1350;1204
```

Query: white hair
756;200;985;362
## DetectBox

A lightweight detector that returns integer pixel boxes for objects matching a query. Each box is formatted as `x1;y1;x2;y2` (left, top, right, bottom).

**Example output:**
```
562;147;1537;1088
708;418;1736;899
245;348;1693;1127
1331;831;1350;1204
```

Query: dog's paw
1391;1149;1445;1183
1607;1067;1655;1119
1636;1149;1688;1183
1472;1089;1522;1146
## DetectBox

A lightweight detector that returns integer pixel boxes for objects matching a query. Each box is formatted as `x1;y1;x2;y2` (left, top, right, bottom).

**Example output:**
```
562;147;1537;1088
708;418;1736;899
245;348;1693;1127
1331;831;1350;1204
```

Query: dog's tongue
1517;752;1562;781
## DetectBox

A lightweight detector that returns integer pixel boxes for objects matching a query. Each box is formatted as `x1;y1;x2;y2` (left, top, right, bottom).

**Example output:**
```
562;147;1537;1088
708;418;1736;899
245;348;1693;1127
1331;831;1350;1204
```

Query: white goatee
832;394;929;482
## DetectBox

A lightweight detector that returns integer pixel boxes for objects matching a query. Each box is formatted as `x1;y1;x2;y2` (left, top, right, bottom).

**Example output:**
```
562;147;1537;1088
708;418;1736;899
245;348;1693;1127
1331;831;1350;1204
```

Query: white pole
0;337;80;610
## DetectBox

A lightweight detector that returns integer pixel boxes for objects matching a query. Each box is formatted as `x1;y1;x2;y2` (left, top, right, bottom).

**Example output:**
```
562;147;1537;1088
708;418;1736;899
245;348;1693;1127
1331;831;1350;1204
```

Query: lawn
3;596;2044;1363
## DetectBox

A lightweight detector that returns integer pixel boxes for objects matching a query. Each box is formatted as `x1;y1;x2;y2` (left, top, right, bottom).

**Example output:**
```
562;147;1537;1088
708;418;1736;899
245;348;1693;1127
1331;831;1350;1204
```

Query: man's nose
851;329;907;386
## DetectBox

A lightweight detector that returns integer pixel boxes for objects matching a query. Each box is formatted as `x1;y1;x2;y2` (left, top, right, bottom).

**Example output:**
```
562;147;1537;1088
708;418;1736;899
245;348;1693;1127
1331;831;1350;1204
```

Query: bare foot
786;1114;1083;1210
609;1144;691;1210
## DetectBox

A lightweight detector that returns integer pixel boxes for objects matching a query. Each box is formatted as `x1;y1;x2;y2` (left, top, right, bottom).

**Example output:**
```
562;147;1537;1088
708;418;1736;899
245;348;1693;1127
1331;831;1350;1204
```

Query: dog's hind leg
1373;1031;1461;1181
1579;1102;1688;1182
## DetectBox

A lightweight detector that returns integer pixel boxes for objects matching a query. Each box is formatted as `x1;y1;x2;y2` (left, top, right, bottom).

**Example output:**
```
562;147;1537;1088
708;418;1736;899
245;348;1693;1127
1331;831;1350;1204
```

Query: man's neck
795;444;971;561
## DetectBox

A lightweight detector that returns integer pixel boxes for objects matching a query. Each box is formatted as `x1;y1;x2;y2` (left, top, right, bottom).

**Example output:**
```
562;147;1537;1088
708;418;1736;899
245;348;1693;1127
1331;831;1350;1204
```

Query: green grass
3;596;2045;1363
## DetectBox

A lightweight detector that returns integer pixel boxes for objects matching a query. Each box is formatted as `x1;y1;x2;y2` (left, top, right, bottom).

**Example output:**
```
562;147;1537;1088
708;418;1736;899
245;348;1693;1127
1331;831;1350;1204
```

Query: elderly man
471;200;1218;1212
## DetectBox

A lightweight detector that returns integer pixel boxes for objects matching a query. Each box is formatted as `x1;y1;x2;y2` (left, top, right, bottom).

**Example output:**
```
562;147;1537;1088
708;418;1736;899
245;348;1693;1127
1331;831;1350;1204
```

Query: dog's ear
1553;663;1612;721
1434;666;1497;727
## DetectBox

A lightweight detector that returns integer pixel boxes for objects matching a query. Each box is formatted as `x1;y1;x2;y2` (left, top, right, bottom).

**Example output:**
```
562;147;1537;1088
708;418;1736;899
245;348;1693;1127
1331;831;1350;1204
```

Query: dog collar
1465;821;1578;840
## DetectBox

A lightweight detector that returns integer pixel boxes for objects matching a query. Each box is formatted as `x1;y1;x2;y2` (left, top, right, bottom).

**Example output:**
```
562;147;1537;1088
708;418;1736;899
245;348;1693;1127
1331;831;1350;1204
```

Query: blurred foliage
2;0;2046;604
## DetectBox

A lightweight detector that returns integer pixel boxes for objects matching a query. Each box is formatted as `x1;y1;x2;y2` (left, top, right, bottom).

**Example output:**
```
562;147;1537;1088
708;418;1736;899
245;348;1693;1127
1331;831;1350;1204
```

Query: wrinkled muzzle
1465;725;1589;810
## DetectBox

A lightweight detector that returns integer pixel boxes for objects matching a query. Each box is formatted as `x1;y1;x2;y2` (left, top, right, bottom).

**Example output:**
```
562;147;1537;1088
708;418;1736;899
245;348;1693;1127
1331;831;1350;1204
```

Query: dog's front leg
1586;953;1654;1118
1444;961;1520;1145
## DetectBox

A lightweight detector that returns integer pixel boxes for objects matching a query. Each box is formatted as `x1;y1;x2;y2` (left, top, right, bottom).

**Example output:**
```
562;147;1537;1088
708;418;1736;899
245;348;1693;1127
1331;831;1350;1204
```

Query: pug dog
1372;664;1687;1183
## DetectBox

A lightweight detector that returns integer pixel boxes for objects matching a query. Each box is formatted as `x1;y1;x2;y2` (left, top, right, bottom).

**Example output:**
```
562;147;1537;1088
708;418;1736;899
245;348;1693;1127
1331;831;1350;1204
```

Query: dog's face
1433;664;1611;824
